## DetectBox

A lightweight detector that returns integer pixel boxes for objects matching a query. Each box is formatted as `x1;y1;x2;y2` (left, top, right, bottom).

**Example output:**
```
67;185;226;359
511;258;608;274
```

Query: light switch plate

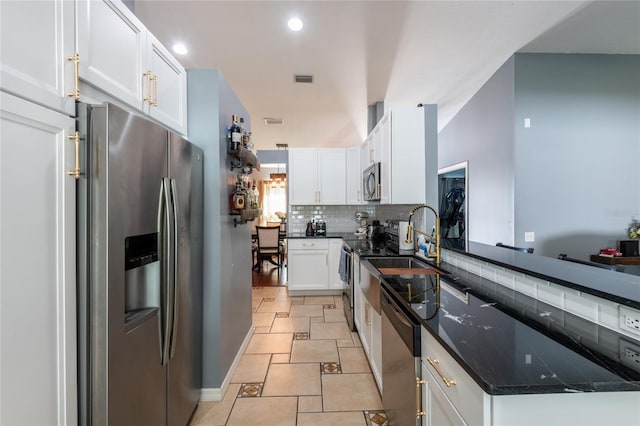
524;232;535;242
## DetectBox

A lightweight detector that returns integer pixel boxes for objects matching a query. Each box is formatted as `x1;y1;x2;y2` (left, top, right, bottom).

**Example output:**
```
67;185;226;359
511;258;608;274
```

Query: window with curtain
260;179;287;223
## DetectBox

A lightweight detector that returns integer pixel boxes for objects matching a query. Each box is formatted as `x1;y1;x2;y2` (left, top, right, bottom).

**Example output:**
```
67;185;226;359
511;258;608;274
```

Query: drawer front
288;239;330;250
421;328;484;423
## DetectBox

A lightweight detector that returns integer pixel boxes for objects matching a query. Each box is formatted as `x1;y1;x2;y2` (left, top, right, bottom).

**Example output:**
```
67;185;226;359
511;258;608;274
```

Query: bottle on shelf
230;181;246;213
228;114;242;153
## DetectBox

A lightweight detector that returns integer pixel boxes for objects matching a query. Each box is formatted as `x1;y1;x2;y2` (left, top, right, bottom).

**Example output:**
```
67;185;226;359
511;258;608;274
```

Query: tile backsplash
288;204;416;234
442;249;640;343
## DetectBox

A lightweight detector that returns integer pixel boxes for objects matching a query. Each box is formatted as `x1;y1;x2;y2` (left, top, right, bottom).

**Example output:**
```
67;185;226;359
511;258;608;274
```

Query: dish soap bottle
305;220;314;236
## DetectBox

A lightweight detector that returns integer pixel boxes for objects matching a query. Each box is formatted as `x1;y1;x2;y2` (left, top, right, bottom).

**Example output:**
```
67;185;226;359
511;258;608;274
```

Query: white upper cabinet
0;0;76;115
77;0;146;110
145;32;187;133
317;149;346;205
289;148;346;205
389;107;426;204
77;0;187;134
346;146;361;204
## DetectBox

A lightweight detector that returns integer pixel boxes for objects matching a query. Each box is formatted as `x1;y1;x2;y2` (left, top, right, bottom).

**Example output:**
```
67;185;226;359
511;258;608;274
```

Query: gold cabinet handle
365;302;371;325
152;74;158;106
66;53;80;99
67;131;81;179
143;71;153;104
427;357;456;387
416;377;426;418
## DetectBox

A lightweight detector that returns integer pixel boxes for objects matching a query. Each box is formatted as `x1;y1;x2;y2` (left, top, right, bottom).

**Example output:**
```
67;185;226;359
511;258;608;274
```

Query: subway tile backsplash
442;249;640;343
288;204;415;234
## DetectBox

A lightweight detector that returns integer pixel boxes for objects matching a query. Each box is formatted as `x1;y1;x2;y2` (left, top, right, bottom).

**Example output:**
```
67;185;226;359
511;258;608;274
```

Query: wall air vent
294;74;314;84
264;118;284;126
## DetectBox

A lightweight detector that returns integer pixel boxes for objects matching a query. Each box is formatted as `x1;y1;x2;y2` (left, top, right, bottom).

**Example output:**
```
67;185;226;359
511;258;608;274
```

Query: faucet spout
406;204;441;266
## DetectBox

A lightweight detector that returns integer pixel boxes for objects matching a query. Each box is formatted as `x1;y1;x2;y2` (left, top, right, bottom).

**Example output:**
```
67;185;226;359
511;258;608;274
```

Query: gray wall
187;69;253;389
514;53;640;259
438;53;640;260
438;57;516;245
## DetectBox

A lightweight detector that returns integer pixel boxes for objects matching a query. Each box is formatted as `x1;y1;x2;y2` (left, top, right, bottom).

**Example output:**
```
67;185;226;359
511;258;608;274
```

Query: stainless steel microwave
363;162;381;201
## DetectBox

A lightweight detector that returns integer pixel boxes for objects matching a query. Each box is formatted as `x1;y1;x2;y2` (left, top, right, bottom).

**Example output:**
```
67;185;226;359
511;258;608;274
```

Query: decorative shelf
231;208;261;226
590;255;640;266
228;145;260;172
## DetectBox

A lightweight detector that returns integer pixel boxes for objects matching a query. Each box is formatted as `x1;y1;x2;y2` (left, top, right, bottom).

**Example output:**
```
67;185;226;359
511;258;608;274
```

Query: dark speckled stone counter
444;241;640;309
382;266;640;395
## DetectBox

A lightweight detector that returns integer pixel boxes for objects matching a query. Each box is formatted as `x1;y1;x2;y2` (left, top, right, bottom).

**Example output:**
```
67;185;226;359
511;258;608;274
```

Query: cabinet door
345;146;361;205
377;113;391;204
421;362;466;426
288;250;329;290
77;0;146;110
317;149;346;204
0;0;75;115
0;93;76;426
328;239;344;290
391;107;426;204
370;308;383;390
288;148;318;205
360;139;371;170
145;32;187;135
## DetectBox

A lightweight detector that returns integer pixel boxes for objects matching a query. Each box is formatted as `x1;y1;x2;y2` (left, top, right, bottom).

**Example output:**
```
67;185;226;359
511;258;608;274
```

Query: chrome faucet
406;204;441;266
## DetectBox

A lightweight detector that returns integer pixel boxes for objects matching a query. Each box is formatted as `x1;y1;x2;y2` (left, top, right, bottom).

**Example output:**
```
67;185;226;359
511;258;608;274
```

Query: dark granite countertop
382;265;640;395
444;241;640;309
286;232;355;239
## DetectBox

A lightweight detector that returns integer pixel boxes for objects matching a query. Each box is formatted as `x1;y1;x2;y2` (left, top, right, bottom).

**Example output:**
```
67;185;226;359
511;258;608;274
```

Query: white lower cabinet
421;361;466;426
0;92;77;426
356;264;383;391
288;238;344;294
420;326;640;426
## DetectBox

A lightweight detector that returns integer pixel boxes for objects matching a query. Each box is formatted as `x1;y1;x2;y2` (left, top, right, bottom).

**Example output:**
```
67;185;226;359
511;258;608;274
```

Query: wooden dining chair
256;226;282;276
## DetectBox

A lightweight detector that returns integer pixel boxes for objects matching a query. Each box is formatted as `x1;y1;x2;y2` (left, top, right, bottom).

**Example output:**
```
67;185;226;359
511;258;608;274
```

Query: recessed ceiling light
172;43;188;55
287;17;303;31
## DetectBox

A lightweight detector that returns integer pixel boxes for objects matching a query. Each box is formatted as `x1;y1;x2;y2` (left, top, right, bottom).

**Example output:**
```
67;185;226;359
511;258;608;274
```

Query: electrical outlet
619;305;640;336
524;232;535;242
619;339;640;372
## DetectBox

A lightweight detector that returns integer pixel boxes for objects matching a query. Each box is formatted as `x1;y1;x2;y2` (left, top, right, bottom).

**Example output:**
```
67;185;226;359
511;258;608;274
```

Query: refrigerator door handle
159;177;175;366
169;178;179;359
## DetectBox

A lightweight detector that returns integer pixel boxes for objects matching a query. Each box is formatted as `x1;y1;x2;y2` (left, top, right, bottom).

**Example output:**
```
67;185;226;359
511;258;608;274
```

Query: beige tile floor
190;286;389;426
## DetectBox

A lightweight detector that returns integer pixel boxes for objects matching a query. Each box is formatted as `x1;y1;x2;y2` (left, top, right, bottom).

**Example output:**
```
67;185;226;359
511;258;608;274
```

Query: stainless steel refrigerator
77;103;203;426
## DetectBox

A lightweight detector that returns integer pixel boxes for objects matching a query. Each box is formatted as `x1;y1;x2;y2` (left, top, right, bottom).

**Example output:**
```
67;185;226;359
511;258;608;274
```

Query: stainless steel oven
363;162;381;201
381;284;422;426
340;245;357;331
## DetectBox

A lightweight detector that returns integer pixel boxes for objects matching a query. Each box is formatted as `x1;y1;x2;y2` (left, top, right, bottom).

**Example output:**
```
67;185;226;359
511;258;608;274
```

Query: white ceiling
135;1;640;150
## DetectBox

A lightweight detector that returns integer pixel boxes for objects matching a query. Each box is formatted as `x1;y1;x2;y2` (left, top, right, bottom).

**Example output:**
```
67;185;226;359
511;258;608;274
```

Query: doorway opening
438;161;468;250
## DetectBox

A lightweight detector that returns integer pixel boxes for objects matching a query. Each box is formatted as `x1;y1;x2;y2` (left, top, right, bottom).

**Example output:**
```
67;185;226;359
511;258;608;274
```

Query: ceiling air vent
264;118;284;126
294;74;314;84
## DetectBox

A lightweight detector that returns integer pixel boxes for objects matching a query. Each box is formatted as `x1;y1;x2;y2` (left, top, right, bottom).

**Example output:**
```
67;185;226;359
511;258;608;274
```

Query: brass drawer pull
427;357;456;387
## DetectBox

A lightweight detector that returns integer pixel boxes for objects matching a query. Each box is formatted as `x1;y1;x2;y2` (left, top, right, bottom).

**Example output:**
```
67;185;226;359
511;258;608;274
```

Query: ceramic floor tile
270;317;311;333
289;296;305;304
304;296;335;304
339;347;371;373
333;295;344;307
322;373;383;412
351;332;363;347
253;312;276;327
189;383;240;426
252;287;280;298
337;338;355;347
245;333;293;354
254;327;271;334
365;410;389;425
252;297;263;309
231;354;271;383
257;300;292;313
310;316;325;323
261;363;321;396
271;353;290;364
290;304;324;317
324;308;348;323
226;396;297;426
298;395;323;413
297;411;368;425
310;322;353;340
290;340;339;363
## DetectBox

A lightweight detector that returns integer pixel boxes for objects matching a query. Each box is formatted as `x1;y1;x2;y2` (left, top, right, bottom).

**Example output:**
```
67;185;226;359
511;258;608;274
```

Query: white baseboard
199;327;254;402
